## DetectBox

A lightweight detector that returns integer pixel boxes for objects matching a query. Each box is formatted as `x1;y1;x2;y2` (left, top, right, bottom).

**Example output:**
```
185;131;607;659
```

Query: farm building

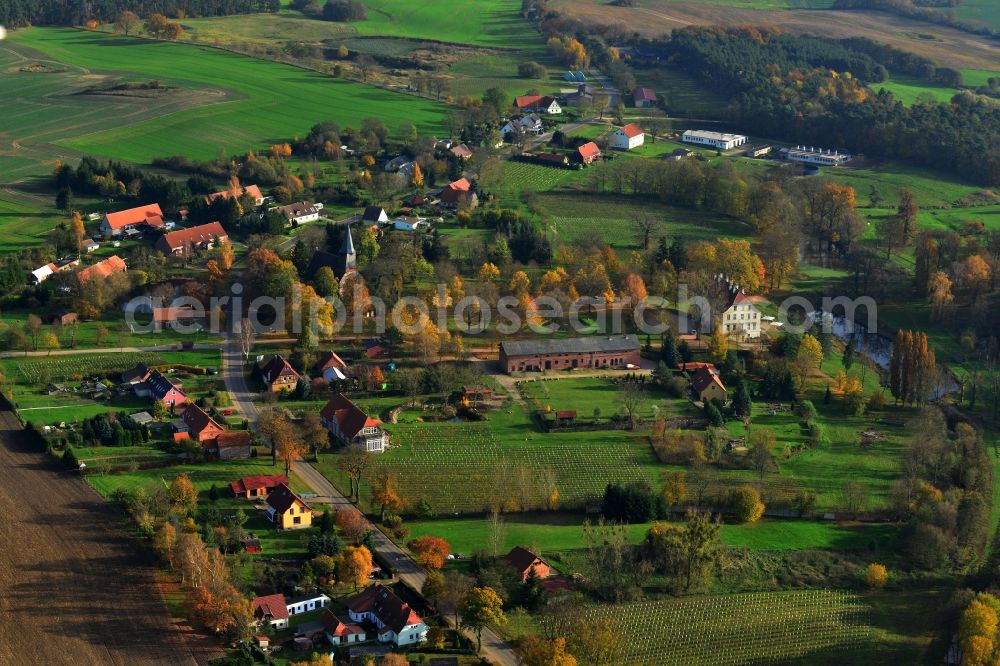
633;87;657;107
505;546;552;581
100;203;164;236
320;394;388;453
276;201;321;225
513;95;562;114
323;611;367;646
610;123;645;150
668;148;694;161
778;145;851;166
499;335;641;373
266;483;312;530
682;130;748;151
307;226;357;280
362;206;389;223
576;141;601;165
30;257;79;284
51;310;78;326
347;584;427;647
744;144;772;158
439;178;477;207
259;355;302;393
152;304;204;326
81;239;99;253
205;432;252;460
155;221;228;256
76;255;126;285
690;366;727;403
134;370;186;408
287;593;331;617
392;216;428;232
230;474;289;499
206;184;264;207
121;364;152;384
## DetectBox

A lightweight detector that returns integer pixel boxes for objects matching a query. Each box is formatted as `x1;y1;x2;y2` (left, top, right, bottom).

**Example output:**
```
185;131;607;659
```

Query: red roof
215;431;252;449
505;546;547;576
440;177;473;204
252;593;289;621
347;584;422;634
182;404;224;438
320;394;381;440
230;474;289;496
206;185;263;204
633;87;656;103
158;222;228;253
314;351;348;373
618;123;644;139
152;305;202;323
76;255;126;284
556;410;576;419
322;610;365;637
577;142;601;162
260;355;302;386
450;143;473;159
514;94;544;109
103;204;164;230
691;366;726;395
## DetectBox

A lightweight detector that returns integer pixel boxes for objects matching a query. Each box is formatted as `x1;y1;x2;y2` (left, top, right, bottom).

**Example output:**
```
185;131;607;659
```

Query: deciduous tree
461;586;507;652
337;545;372;590
408;535;451;569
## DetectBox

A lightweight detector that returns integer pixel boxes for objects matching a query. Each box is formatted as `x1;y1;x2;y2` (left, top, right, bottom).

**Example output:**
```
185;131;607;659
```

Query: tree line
0;0;278;27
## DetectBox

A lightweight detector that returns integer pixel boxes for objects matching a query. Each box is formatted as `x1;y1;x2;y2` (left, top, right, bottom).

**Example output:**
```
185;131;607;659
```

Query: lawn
821;162;986;209
519;375;698;422
6;28;446;165
632;66;732;119
446;53;565;98
876;75;960;106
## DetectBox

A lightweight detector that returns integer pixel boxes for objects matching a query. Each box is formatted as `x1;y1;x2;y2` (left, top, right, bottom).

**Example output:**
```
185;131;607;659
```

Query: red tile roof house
690;366;727;404
513;94;562;114
259;355;302;393
100;203;164;236
134;370;187;408
76;255;127;286
633;86;657;108
155;221;229;256
347;584;427;647
610;123;645;151
152;304;205;328
322;609;366;646
320;394;388;453
252;593;290;630
439;177;478;208
505;546;552;582
230;474;289;499
576;141;601;165
313;351;349;383
205;184;264;207
182;403;226;443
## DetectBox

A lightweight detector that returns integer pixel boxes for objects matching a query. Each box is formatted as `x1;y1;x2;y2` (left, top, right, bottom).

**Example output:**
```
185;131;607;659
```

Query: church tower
340;224;356;272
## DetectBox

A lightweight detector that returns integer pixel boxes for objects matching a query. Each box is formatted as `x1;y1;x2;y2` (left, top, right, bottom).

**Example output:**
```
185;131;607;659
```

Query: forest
665;27;1000;186
0;0;278;27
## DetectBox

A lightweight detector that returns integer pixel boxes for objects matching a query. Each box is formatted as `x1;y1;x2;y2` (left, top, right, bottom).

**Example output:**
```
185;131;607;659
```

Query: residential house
347;584;427;647
253;593;290;630
81;239;99;253
206;184;264;207
499;335;640;374
505;546;552;581
100;203;164;236
76;255;127;285
690;366;727;403
152;304;205;327
242;536;262;554
30;257;80;285
182;403;226;443
206;432;252;460
439;178;477;208
361;206;389;224
322;610;366;647
682;130;748;151
259;355;302;393
287;593;331;616
135;370;187;407
576;141;601;165
230;474;289;499
320;393;388;453
266;483;313;529
155;221;228;256
536;153;569;167
313;351;349;383
513;95;561;114
633;87;657;107
384;155;415;173
276;201;321;226
668;148;694;161
121;363;152;384
307;225;357;280
719;279;761;339
392;216;427;232
449;143;473;160
610;123;645;151
502;115;543;139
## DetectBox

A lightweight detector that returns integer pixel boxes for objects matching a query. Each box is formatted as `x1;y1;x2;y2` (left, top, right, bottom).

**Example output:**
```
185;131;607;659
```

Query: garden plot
9;352;164;384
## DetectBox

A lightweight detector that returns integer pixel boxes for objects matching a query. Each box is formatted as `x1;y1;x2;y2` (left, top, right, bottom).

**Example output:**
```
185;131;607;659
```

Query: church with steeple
307;224;357;281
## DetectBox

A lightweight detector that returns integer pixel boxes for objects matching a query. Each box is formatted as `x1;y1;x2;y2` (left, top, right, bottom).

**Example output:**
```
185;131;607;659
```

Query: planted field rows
9;352;163;383
380;422;648;513
590;590;872;665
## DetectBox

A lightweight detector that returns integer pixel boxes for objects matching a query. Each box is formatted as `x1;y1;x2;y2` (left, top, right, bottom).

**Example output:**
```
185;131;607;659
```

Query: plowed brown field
0;409;222;666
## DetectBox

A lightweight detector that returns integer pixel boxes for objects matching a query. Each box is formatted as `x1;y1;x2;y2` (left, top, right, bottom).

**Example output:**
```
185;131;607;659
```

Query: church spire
340;224;356;270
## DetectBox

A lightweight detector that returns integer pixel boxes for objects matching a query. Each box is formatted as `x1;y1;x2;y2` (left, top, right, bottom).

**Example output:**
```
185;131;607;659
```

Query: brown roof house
439;178;477;208
347;584;427;646
252;593;290;630
266;483;312;530
155;222;228;256
499;335;640;374
182;404;226;443
690;366;727;404
505;546;552;582
76;255;126;285
320;394;388;453
576;141;601;165
100;203;164;236
259;355;302;393
230;474;289;499
206;184;264;207
313;350;349;383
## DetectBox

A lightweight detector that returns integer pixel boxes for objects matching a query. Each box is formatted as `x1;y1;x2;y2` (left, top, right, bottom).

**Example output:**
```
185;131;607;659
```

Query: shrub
62;445;79;469
731;485;764;523
864;562;887;588
518;61;547;79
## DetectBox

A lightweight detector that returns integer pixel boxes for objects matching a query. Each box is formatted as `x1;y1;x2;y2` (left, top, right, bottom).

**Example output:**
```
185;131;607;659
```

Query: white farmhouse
717;276;761;340
682;130;748;151
610;123;645;151
347;584;427;647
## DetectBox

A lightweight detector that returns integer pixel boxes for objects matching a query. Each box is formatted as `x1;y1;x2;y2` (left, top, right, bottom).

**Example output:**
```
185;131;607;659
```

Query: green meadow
5;28;446;165
876;75;959;106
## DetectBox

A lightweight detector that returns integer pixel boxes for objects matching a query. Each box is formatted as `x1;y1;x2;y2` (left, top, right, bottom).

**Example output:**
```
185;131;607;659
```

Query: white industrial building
682;130;748;150
779;146;851;166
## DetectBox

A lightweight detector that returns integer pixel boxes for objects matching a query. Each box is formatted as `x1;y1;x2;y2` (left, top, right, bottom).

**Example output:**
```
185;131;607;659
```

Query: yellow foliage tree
864;562;887;588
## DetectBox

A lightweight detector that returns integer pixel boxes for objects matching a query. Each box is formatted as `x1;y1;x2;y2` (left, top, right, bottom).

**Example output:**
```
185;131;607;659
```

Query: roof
215;431;252;449
322;609;365;637
577;142;601;161
320;394;381;439
230;474;289;495
514;94;544;109
81;239;99;248
207;184;263;203
556;410;576;419
31;264;55;281
450;143;473;159
691;366;727;395
182;403;223;437
683;129;748;143
122;363;151;383
277;201;318;219
314;351;348;373
152;305;203;323
266;482;310;514
76;255;126;284
307;249;352;280
252;593;289;621
128;411;153;424
505;546;546;575
633;87;656;102
259;355;301;385
617;123;644;139
440;178;473;204
143;370;186;401
362;206;387;222
501;334;639;358
347;584;422;633
103;203;163;230
158;222;227;252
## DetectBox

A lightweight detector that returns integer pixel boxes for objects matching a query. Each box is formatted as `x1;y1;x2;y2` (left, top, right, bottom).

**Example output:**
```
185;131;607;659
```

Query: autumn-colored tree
154;521;177;567
864;562;887;588
408;535;451;569
169;473;199;513
731;485;764;523
660;470;686;505
114;10;140;35
216;239;235;270
461;586;507;652
299;412;331;462
336;508;368;544
520;635;579;666
410;162;424;188
958;254;991;300
422;569;446;608
338;443;373;502
372;468;403;521
337;545;373;590
381;655;408;666
792;333;823;390
624;273;648;305
144;13;169;37
269;143;293;158
714;239;764;294
960;596;999;666
478;262;501;283
509;270;531;297
41;331;60;355
274;420;307;477
927;271;954;320
706;321;728;364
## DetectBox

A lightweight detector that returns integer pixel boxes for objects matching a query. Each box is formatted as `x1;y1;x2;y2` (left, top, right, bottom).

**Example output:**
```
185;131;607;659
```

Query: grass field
955;0;1000;31
876;74;960;105
633;66;733;119
446;53;565;98
821;162;986;209
520;376;700;421
5;28;446;166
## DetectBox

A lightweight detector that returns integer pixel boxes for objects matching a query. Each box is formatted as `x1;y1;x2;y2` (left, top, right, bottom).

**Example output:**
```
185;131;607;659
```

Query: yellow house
691;367;727;404
266;483;313;530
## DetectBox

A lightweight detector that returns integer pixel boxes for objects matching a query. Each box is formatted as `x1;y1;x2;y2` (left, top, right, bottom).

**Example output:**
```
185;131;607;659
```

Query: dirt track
0;409;221;666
